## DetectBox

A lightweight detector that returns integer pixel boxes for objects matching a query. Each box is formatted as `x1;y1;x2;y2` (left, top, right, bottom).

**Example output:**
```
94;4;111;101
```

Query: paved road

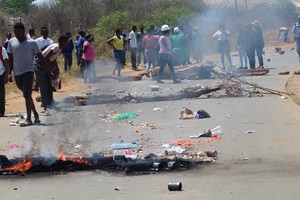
1;47;300;200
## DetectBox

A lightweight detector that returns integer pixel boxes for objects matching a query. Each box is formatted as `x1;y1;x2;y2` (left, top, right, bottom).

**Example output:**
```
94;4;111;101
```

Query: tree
1;0;35;16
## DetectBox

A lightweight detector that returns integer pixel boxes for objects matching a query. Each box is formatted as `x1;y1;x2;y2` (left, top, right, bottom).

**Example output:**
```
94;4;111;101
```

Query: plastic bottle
110;142;136;150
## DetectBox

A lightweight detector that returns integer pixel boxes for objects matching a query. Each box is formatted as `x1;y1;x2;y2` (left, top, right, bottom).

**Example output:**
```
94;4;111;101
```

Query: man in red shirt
142;27;159;73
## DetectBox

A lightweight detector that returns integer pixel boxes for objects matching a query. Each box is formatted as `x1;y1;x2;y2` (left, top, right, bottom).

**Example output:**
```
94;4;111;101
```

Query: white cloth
35;36;53;50
43;43;61;62
0;47;8;75
212;30;230;41
129;31;137;48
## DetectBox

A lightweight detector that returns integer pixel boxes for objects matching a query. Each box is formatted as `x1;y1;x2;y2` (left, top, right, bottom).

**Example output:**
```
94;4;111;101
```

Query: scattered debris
281;96;287;99
153;107;164;111
278;71;289;75
205;150;218;157
278;50;285;55
74;96;89;106
115;187;121;191
172;139;195;146
115;112;136;121
294;70;300;75
275;47;282;52
267;59;271;62
245;130;255;134
150;85;160;91
168;182;182;191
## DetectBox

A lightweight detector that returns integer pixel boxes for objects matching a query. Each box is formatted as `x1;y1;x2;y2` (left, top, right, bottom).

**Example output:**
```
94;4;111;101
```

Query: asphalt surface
1;47;300;200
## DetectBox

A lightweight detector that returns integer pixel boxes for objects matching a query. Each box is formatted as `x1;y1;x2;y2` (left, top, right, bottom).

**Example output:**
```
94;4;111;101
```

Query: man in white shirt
35;26;53;51
34;26;53;92
129;26;138;70
0;46;11;117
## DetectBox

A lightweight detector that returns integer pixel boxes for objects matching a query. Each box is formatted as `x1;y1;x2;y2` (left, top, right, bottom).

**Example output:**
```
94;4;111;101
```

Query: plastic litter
245;130;255;134
110;142;136;150
150;85;160;91
161;144;175;148
115;112;136;121
211;126;222;134
153;107;164;111
10;144;19;148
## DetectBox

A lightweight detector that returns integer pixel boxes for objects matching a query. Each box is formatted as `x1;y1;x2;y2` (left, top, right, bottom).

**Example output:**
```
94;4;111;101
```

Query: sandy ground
1;46;300;199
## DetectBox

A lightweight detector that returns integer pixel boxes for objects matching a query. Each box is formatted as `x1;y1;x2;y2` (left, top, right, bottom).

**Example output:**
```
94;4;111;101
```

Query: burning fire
58;146;91;165
3;158;32;173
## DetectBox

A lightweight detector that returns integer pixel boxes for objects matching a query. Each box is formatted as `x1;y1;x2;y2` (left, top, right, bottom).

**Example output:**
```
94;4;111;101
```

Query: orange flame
4;158;32;173
58;146;91;165
58;146;67;161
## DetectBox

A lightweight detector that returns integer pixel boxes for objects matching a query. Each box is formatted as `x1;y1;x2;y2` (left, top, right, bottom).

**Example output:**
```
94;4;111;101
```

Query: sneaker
173;79;181;84
20;119;33;127
257;65;264;69
157;80;164;84
0;113;4;117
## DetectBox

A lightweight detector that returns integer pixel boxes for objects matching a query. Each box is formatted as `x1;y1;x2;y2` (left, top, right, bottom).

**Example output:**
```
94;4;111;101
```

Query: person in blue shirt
3;31;12;50
61;32;74;72
76;30;86;73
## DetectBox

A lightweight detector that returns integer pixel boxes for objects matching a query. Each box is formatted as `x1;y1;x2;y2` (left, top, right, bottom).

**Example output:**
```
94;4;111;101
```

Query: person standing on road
77;30;86;73
7;22;48;127
34;26;53;92
252;20;265;69
157;24;181;84
171;27;185;66
61;32;74;73
137;25;147;66
0;46;11;117
35;35;69;113
3;31;12;50
142;27;159;73
82;34;95;83
129;26;138;70
212;24;232;69
293;16;300;62
192;27;203;64
107;28;125;77
239;23;257;69
237;24;248;69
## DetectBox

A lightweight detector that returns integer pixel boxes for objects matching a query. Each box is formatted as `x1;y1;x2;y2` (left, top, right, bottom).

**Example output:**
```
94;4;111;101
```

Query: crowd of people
2;18;300;125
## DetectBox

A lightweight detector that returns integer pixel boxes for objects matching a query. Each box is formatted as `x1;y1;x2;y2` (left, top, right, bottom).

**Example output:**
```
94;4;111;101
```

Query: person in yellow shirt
279;26;289;43
107;28;125;77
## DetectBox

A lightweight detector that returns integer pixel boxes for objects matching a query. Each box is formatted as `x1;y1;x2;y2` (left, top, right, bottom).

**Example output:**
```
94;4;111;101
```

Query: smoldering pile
0;152;217;175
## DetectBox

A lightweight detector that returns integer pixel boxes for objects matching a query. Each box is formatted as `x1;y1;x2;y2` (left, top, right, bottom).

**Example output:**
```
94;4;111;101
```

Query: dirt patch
286;75;300;106
4;76;86;115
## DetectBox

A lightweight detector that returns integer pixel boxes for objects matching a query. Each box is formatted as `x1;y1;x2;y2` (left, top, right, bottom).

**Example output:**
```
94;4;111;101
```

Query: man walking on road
7;23;48;127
